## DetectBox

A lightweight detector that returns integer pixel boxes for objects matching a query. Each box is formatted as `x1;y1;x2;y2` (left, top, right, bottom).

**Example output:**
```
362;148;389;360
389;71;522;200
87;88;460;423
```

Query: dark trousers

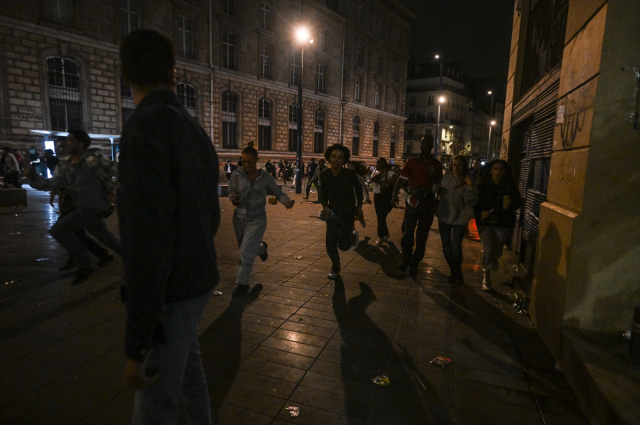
3;171;21;188
438;221;466;272
401;204;435;266
305;178;315;197
373;193;392;238
50;208;122;267
326;218;355;273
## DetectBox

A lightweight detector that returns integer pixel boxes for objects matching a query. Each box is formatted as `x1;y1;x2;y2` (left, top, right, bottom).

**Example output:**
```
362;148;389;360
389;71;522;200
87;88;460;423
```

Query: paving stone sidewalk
0;187;589;425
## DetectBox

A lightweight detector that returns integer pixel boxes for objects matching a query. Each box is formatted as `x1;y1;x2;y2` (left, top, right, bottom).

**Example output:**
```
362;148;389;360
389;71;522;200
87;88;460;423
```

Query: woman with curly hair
473;159;522;291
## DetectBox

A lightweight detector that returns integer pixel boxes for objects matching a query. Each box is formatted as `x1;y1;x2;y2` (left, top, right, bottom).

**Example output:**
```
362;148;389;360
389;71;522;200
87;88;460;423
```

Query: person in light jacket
436;155;479;284
228;146;294;297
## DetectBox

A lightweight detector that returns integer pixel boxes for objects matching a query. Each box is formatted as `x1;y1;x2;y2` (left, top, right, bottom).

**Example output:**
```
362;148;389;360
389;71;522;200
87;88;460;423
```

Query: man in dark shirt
391;136;443;279
303;158;318;199
118;30;220;425
320;144;363;280
42;149;59;176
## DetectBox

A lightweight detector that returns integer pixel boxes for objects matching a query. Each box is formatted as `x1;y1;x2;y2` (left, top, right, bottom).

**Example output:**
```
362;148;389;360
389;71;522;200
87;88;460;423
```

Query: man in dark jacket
320;144;363;280
118;30;220;425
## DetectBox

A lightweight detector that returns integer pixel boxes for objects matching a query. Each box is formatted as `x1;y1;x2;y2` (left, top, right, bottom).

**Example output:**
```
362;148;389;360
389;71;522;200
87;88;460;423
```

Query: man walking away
229;147;294;297
320;144;363;280
306;158;326;201
118;29;220;425
303;158;318;199
1;147;22;188
24;130;121;284
391;136;443;279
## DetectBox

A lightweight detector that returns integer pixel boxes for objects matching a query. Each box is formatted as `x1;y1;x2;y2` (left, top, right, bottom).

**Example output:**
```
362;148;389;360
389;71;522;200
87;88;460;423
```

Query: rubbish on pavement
430;356;452;369
9;232;20;235
211;291;223;297
295;256;303;259
298;317;304;321
511;292;528;315
285;406;300;417
35;258;49;262
372;375;391;386
4;279;21;285
621;330;632;340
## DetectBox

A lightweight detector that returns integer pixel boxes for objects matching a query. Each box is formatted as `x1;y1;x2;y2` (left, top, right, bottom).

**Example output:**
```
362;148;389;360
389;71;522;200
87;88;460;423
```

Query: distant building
0;0;414;162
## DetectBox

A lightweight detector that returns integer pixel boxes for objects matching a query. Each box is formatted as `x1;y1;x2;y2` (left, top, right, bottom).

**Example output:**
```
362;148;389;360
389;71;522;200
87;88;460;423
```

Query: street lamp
435;95;445;158
486;120;496;160
294;26;313;194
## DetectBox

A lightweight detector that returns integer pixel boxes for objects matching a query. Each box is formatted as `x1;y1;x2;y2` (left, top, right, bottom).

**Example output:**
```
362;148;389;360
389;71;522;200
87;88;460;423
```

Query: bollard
629;307;640;363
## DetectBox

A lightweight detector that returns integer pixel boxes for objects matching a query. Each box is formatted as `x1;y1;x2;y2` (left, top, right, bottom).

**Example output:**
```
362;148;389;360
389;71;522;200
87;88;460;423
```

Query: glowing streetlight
293;26;313;194
487;90;494;118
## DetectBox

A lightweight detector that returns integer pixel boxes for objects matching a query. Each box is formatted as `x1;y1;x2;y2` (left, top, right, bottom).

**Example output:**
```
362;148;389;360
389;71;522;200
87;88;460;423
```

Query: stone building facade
502;0;640;422
0;0;413;163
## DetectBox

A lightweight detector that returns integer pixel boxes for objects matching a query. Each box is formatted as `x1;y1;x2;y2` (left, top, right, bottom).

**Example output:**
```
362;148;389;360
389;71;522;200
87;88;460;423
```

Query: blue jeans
438;221;466;271
477;225;509;271
49;208;122;267
132;291;212;425
401;204;435;266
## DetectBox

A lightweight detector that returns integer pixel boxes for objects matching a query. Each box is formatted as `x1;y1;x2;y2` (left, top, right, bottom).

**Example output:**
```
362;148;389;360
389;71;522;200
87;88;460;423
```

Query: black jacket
319;167;363;219
118;90;220;362
473;179;522;228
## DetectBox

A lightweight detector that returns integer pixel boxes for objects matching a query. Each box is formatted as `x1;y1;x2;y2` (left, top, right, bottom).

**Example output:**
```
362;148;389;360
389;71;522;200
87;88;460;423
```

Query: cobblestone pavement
0;186;588;425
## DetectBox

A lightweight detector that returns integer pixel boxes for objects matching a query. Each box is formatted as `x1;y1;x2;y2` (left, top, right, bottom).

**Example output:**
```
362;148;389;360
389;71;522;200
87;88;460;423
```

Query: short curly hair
324;143;350;164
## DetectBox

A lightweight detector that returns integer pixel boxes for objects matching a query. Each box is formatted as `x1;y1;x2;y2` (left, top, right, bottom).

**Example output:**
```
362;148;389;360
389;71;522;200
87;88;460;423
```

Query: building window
426;128;432;135
314;109;324;154
260;44;270;78
120;76;135;126
177;16;193;59
177;83;197;118
407;128;413;137
352;116;360;156
222;91;238;148
119;0;139;37
258;98;271;150
223;0;235;16
377;56;383;75
428;96;433;105
378;20;384;38
47;57;82;131
45;0;73;25
394;65;400;82
358;6;364;25
405;144;412;154
316;64;325;93
319;30;326;53
290;55;300;86
375;84;380;108
354;77;360;102
288;104;298;151
223;33;235;69
392;91;397;113
356;45;362;66
409;96;415;106
260;2;270;30
373;121;379;157
408;112;414;120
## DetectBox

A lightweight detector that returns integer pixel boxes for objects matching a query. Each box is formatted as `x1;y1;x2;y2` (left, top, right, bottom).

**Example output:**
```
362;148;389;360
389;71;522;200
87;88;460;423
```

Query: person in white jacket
436;155;479;284
228;146;294;296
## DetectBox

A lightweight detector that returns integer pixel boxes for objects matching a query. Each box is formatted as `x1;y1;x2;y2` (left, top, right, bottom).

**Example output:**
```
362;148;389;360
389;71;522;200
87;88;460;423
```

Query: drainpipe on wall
338;27;345;145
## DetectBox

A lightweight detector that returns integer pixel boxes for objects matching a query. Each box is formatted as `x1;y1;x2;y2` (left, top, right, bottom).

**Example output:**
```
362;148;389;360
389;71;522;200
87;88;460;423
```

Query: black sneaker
398;261;410;273
97;253;114;266
71;266;96;286
232;284;251;297
260;242;268;262
409;263;418;280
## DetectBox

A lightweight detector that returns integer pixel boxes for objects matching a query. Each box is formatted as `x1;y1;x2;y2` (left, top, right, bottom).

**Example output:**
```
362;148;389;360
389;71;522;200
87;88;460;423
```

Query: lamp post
435;95;445;158
486;120;496;160
294;27;313;194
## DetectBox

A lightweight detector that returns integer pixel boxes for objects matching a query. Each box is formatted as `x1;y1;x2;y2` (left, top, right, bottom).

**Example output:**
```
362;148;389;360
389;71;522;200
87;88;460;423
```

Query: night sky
400;0;515;81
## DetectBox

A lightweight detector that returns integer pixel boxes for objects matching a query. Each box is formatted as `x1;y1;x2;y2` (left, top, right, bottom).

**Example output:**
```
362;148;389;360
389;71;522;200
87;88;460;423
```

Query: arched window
177;83;197;118
261;2;270;30
47;56;82;131
372;121;379;157
222;91;238;148
352;116;360;156
288;104;298;152
314;109;325;154
258;98;271;150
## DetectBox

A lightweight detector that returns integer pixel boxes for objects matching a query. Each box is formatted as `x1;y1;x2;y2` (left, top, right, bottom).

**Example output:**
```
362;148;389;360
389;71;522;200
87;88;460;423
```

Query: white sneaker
383;234;390;241
375;237;383;246
328;271;339;280
482;272;492;291
351;230;360;250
